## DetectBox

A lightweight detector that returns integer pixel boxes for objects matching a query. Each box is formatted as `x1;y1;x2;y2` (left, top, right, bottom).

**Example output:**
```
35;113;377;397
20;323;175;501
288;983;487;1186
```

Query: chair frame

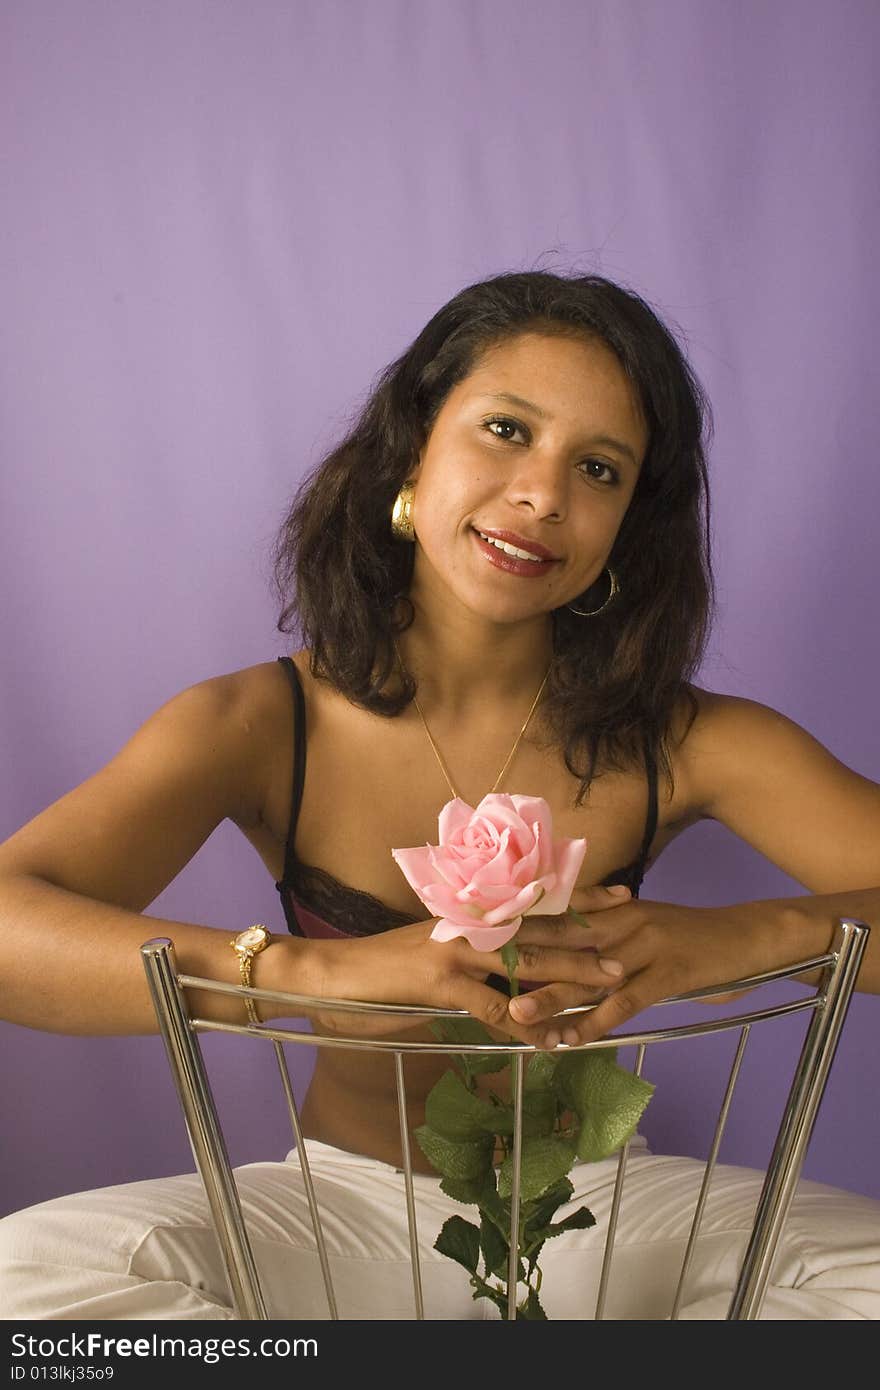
141;917;870;1321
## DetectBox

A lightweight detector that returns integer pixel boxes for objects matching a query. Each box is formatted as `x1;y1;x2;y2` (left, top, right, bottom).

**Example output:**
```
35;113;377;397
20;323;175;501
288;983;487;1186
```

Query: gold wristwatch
230;924;273;1025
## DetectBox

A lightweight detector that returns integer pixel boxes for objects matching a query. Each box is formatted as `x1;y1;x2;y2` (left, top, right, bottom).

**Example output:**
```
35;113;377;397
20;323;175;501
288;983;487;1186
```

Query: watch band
230;924;273;1025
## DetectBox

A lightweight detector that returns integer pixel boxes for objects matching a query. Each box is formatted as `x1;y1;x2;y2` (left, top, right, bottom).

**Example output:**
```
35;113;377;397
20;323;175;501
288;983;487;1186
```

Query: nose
504;448;570;522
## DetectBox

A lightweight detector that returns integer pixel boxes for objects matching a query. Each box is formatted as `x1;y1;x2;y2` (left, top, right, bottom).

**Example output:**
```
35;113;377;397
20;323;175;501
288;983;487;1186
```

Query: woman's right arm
0;670;333;1034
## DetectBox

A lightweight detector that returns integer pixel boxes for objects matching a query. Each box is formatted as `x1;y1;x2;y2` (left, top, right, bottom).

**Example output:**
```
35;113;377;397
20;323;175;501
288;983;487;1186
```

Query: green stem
500;940;520;998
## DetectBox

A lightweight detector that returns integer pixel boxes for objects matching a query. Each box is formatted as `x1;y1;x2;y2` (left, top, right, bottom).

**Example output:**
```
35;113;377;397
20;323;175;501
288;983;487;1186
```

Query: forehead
451;331;647;441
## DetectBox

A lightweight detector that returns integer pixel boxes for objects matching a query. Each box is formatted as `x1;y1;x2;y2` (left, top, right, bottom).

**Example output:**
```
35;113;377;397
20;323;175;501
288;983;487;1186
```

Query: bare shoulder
670;686;880;891
0;657;301;911
160;657;298;829
673;687;857;810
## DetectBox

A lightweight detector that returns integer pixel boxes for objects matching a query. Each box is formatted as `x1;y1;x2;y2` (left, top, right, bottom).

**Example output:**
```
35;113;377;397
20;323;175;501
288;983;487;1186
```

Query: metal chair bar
657;955;835;1003
141;940;268;1319
506;1054;525;1320
726;917;870;1318
670;1024;751;1319
271;1040;339;1319
176;951;836;1017
394;1052;425;1319
187;992;820;1054
594;1042;646;1320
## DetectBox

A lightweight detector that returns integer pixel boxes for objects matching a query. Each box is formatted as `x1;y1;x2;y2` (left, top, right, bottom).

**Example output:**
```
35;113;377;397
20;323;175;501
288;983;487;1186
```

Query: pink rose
391;793;587;951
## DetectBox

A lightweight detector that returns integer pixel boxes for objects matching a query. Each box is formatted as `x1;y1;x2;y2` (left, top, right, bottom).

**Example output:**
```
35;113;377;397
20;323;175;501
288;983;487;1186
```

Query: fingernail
544;1030;561;1049
607;884;630;897
563;1027;580;1045
599;957;624;976
510;996;537;1020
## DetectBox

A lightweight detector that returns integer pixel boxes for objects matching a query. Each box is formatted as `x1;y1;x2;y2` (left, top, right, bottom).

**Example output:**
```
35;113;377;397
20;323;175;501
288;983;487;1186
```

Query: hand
302;884;636;1043
505;898;780;1047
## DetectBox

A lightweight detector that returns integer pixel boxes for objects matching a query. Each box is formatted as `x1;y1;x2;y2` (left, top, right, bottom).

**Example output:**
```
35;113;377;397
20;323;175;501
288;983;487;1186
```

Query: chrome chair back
141;917;869;1321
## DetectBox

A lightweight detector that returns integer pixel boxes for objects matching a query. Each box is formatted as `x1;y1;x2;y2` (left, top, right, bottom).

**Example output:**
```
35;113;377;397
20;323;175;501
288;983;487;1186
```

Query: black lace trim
279;859;421;938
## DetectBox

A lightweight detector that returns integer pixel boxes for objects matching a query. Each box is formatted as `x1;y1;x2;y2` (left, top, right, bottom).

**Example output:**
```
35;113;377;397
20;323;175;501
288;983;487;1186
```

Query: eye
577;458;620;486
482;414;529;444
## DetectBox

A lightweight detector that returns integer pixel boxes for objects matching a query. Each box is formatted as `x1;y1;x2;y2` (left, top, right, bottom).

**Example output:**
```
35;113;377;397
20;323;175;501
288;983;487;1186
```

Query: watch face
237;926;268;952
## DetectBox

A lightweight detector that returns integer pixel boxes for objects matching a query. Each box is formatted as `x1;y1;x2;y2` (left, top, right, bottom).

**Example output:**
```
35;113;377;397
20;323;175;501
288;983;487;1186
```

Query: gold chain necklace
394;641;551;801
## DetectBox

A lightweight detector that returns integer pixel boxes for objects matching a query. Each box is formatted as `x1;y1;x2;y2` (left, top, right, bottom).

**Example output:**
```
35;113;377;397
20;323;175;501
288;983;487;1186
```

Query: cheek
415;469;488;535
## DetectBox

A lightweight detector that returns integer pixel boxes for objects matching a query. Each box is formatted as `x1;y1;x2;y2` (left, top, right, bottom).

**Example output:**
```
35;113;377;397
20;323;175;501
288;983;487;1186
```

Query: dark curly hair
272;270;713;802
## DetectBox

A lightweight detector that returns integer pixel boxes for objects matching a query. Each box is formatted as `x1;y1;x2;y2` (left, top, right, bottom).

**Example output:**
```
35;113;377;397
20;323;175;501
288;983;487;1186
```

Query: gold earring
391;480;416;542
566;567;620;617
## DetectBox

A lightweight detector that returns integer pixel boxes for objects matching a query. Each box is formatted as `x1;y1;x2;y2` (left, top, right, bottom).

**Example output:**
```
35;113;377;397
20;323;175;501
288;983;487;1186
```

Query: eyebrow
480;391;640;467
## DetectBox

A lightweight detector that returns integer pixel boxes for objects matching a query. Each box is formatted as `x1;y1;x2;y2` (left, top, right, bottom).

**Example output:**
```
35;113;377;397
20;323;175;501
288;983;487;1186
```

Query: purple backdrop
2;0;878;1218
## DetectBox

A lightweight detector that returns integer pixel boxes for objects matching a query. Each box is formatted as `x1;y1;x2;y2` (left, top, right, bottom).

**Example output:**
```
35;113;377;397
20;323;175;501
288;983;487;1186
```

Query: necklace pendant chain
395;642;550;802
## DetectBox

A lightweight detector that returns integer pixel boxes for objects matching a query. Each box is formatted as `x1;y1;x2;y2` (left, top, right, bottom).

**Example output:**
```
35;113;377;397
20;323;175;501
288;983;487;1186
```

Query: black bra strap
276;657;306;885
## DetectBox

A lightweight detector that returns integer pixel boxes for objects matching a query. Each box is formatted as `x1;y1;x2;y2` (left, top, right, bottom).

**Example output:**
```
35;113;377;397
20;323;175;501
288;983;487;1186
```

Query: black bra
274;656;658;939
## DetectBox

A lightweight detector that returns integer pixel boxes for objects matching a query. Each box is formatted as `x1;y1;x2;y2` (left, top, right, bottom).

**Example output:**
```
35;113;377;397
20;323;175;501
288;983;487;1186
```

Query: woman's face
409;331;649;626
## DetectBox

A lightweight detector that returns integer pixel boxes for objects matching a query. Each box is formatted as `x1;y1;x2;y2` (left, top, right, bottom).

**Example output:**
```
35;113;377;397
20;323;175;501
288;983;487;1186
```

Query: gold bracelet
229;924;274;1025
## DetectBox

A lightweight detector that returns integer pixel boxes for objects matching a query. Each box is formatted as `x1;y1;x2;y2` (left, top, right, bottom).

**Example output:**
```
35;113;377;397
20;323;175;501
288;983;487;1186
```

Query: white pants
2;1137;880;1321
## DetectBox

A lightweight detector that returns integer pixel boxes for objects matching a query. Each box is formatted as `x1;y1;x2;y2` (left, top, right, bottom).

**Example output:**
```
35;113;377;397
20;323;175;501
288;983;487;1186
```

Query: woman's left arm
508;691;880;1046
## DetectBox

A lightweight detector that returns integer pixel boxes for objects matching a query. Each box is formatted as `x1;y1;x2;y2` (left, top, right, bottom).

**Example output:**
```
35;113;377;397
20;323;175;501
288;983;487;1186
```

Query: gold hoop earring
566;567;619;617
391;480;416;542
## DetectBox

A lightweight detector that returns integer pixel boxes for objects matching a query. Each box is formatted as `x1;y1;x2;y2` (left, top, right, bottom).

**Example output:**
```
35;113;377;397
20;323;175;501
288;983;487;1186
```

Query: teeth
477;531;545;562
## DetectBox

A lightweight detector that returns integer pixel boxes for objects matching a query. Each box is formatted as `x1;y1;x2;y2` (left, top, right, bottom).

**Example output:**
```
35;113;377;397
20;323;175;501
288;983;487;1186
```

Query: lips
474;528;560;562
472;527;560;578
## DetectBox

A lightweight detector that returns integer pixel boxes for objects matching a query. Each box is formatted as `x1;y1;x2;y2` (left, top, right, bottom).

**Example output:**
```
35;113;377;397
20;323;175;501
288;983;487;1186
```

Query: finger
508;909;635;952
502;941;625;993
440;973;549;1046
567;883;632;914
551;980;653;1046
507;979;613;1029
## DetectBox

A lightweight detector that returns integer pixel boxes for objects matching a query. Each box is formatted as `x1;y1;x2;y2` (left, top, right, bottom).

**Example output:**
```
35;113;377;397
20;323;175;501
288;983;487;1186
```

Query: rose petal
509;797;554;862
470;794;533;842
510;831;542;886
480;880;548;926
437;798;478;843
419;880;483;924
390;846;435;898
454;880;520;906
427;843;468;889
525;836;588;915
464;817;504;851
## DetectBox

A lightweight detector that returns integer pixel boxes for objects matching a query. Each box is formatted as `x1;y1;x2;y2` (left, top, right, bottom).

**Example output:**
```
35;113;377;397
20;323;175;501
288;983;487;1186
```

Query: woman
1;271;879;1320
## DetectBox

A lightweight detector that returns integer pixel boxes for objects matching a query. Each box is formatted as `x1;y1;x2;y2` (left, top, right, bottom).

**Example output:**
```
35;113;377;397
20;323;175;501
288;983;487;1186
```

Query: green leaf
552;1046;617;1114
471;1278;509;1317
524;1050;559;1091
473;1179;509;1241
429;1017;511;1076
546;1204;597;1238
424;1070;503;1141
522;1177;574;1237
519;1287;549;1320
519;1180;578;1277
439;1173;491;1206
464;1087;557;1142
498;1135;578;1203
434;1216;480;1275
414;1125;494;1182
479;1214;510;1279
521;1086;559;1137
479;1102;514;1138
565;1054;655;1162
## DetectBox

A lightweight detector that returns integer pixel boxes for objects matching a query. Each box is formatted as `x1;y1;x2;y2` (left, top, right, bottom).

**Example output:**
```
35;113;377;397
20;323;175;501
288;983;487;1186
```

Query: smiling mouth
473;529;556;563
471;527;560;579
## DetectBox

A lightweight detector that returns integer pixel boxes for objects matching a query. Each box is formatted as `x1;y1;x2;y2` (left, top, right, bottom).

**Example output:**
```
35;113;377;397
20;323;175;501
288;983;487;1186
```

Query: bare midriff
300;1022;513;1172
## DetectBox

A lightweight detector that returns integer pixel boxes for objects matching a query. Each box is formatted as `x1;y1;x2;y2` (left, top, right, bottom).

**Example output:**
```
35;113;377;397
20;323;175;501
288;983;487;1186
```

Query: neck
394;596;554;719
